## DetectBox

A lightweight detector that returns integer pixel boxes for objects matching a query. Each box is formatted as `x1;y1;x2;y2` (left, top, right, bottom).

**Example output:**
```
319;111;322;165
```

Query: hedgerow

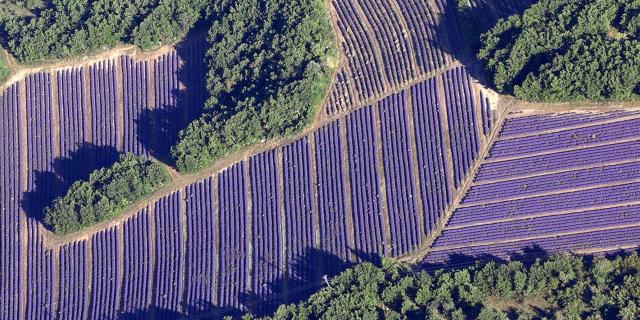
171;0;337;173
43;154;170;235
248;253;640;319
479;0;640;102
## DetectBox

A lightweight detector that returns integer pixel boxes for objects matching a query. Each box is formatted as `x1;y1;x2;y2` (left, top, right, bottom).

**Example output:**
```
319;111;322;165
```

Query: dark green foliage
247;254;640;319
171;0;337;173
0;0;208;63
43;154;170;235
479;0;640;102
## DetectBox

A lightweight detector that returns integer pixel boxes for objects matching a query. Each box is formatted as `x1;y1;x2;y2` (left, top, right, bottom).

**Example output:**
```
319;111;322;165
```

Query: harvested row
0;84;23;320
250;150;283;311
217;163;249;309
26;220;55;320
378;92;421;256
449;182;640;226
476;140;640;181
465;161;640;203
89;60;119;167
332;0;386;102
411;78;451;234
395;0;446;74
425;225;640;264
120;209;153;315
356;0;415;86
314;121;351;270
499;110;639;137
89;227;120;320
346;106;386;259
325;68;355;115
184;177;217;315
153;191;184;314
57;240;89;320
443;67;480;188
490;117;640;158
121;56;150;156
282;139;316;280
435;204;640;247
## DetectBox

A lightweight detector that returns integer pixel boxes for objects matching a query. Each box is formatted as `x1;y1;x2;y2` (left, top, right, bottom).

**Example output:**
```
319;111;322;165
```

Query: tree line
479;0;640;102
244;253;640;319
44;154;170;235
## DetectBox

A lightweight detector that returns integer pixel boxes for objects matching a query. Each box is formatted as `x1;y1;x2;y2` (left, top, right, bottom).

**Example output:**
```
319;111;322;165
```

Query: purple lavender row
26;72;55;193
26;220;55;320
153;191;184;314
425;225;640;264
121;56;150;156
395;0;446;74
250;150;282;310
465;161;640;203
217;163;248;309
490;117;640;158
435;204;640;247
120;209;153;314
357;0;415;86
89;227;120;320
346;105;386;259
480;91;492;136
184;177;216;315
90;60;119;161
0;84;23;320
325;68;355;115
154;51;181;125
443;67;480;189
57;240;88;320
379;92;421;256
500;110;638;137
411;78;451;235
332;0;385;101
432;0;464;55
282;138;316;280
449;182;640;226
57;67;87;172
476;140;640;181
315;121;351;268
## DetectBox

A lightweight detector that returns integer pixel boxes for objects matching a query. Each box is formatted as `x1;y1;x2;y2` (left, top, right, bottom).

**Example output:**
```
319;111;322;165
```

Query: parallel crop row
121;56;150;156
499;110;638;137
89;228;120;319
26;220;55;320
57;241;89;319
121;209;153;314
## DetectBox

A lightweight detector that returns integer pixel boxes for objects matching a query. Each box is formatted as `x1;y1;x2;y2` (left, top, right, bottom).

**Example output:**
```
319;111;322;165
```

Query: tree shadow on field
136;33;208;166
21;142;119;221
435;0;537;87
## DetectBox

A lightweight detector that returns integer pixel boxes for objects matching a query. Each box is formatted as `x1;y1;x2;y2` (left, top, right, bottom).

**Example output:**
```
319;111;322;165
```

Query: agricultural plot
57;241;89;319
426;111;640;264
26;220;55;320
89;228;120;319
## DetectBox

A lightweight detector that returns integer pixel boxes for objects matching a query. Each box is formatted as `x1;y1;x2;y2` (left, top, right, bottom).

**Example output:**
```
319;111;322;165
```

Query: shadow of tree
21;142;119;221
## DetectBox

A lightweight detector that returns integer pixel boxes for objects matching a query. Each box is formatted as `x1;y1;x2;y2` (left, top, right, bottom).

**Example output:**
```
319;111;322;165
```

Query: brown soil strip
458;178;640;208
575;244;640;255
446;199;640;230
115;58;125;151
149;57;156;111
511;100;640;114
405;87;426;238
437;73;456;193
431;222;640;252
51;237;60;318
84;236;93;320
51;71;61;158
339;117;357;263
211;174;220;306
19;78;28;320
244;161;254;293
83;65;93;144
399;94;514;264
499;114;640;141
308;133;322;249
474;158;640;186
147;205;157;311
116;223;125;314
372;101;393;256
484;136;640;164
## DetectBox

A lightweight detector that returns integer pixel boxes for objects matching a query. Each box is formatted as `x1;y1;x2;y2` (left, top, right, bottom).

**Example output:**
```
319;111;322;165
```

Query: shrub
44;154;171;235
478;0;640;102
171;0;337;173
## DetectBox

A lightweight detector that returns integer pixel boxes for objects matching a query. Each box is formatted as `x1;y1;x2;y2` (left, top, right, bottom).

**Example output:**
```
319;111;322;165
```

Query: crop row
26;220;55;320
121;56;150;156
499;110;638;137
57;241;89;319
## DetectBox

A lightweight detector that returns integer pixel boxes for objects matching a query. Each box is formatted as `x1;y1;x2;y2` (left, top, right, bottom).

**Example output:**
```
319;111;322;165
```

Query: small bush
44;154;171;235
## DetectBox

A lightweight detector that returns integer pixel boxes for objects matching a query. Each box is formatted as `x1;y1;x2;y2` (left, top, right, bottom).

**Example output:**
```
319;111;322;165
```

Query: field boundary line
431;223;640;252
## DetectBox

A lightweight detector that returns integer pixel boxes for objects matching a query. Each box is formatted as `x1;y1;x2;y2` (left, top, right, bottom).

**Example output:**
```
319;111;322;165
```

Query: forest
245;253;640;320
44;154;170;235
478;0;640;102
